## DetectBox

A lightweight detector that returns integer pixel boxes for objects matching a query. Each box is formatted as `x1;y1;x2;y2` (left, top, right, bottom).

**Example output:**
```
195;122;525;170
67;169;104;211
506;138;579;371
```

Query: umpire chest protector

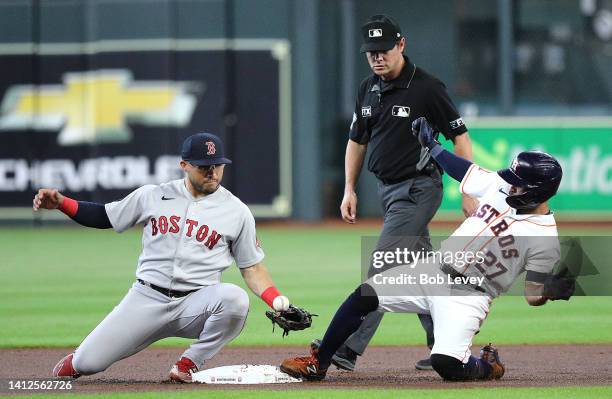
349;56;467;182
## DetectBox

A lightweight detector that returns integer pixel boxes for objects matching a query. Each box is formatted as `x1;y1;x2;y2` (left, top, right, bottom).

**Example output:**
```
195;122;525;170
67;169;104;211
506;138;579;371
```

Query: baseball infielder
281;117;574;381
34;133;297;383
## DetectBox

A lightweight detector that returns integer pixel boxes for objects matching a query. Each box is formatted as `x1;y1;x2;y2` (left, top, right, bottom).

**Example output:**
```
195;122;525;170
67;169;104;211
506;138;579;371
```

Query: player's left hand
265;305;317;337
411;117;439;150
461;194;479;218
543;269;575;301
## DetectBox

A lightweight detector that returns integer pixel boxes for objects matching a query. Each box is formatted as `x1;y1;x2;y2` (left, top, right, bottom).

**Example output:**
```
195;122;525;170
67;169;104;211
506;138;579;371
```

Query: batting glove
411;117;440;151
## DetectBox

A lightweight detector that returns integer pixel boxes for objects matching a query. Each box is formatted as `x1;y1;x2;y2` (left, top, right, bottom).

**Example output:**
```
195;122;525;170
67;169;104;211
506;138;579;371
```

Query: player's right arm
33;188;112;229
525;270;575;306
231;205;290;311
523;239;572;306
524;280;548;306
341;139;367;224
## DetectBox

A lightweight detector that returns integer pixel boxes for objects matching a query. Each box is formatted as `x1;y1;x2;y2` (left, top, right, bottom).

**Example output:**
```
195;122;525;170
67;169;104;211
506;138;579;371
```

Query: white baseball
272;295;290;311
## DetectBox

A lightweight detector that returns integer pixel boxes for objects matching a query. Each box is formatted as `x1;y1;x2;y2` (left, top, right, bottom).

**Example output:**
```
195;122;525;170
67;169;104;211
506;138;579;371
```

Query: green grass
1;226;611;347
15;386;612;399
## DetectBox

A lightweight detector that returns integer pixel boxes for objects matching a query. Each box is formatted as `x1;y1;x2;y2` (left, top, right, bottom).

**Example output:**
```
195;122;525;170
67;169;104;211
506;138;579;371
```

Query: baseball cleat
52;353;80;379
415;356;433;370
310;339;357;372
280;345;328;381
169;357;198;383
480;343;505;380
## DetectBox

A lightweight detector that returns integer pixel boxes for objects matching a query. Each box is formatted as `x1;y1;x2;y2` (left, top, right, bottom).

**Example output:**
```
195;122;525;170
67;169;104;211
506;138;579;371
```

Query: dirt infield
1;345;611;393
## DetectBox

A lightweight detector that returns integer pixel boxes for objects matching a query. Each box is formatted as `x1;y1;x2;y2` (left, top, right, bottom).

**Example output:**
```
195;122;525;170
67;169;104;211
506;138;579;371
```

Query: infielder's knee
218;284;250;316
430;354;465;381
72;353;108;376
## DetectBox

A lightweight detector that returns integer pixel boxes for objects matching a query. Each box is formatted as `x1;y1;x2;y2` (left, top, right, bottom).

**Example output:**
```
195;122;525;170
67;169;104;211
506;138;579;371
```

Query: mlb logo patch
449;118;465;129
391;105;410;118
369;29;383;38
361;106;372;117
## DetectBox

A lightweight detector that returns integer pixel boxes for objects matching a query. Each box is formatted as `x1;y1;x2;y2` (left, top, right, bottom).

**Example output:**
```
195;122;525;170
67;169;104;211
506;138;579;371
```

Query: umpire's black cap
360;14;403;53
181;133;232;166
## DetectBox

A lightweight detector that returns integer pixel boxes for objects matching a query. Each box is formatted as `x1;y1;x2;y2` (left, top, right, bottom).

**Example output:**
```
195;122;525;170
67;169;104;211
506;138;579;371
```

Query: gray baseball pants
344;170;443;355
72;281;249;374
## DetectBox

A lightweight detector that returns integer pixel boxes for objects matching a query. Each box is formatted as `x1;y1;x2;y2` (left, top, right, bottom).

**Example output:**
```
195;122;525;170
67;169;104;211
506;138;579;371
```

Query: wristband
58;197;78;218
261;286;281;308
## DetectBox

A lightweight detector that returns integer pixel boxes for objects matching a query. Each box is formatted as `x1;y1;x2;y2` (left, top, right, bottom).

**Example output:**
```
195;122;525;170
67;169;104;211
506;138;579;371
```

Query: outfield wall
0;1;611;222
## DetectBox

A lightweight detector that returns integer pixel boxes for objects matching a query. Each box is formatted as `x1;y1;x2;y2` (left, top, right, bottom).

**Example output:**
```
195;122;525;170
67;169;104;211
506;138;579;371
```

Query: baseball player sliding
281;117;575;381
33;133;312;383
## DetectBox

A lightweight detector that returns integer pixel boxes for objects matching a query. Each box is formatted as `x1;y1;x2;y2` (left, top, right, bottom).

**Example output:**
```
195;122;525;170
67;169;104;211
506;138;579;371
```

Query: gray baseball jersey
104;179;264;291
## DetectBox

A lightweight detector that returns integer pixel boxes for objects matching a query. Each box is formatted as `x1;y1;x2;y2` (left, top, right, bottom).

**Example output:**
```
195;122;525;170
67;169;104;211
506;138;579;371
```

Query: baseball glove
543;268;575;301
265;305;317;337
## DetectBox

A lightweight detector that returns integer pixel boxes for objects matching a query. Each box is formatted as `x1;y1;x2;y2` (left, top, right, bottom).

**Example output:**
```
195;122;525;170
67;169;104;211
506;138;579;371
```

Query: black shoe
415;357;433;370
311;339;358;372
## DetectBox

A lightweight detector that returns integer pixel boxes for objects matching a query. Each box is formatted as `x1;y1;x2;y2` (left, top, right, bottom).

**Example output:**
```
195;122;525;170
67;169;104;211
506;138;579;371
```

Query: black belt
137;279;198;298
439;264;486;293
378;162;439;185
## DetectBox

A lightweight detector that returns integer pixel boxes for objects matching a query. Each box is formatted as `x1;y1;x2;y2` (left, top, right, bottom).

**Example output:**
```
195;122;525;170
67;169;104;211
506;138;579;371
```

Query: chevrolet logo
0;69;199;145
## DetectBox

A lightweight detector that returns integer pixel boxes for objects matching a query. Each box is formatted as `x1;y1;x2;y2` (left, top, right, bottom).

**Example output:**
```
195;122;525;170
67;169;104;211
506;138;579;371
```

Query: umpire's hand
340;190;357;224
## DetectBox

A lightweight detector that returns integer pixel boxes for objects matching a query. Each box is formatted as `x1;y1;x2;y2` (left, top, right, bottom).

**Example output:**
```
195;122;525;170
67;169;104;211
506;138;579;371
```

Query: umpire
330;14;476;371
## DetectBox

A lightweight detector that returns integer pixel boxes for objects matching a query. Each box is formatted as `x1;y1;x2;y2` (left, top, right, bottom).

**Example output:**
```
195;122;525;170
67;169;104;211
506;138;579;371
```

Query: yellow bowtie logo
0;69;199;145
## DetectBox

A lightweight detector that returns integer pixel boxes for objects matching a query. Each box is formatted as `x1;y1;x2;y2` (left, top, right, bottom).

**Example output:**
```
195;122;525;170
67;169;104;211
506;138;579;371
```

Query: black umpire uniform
333;14;470;371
